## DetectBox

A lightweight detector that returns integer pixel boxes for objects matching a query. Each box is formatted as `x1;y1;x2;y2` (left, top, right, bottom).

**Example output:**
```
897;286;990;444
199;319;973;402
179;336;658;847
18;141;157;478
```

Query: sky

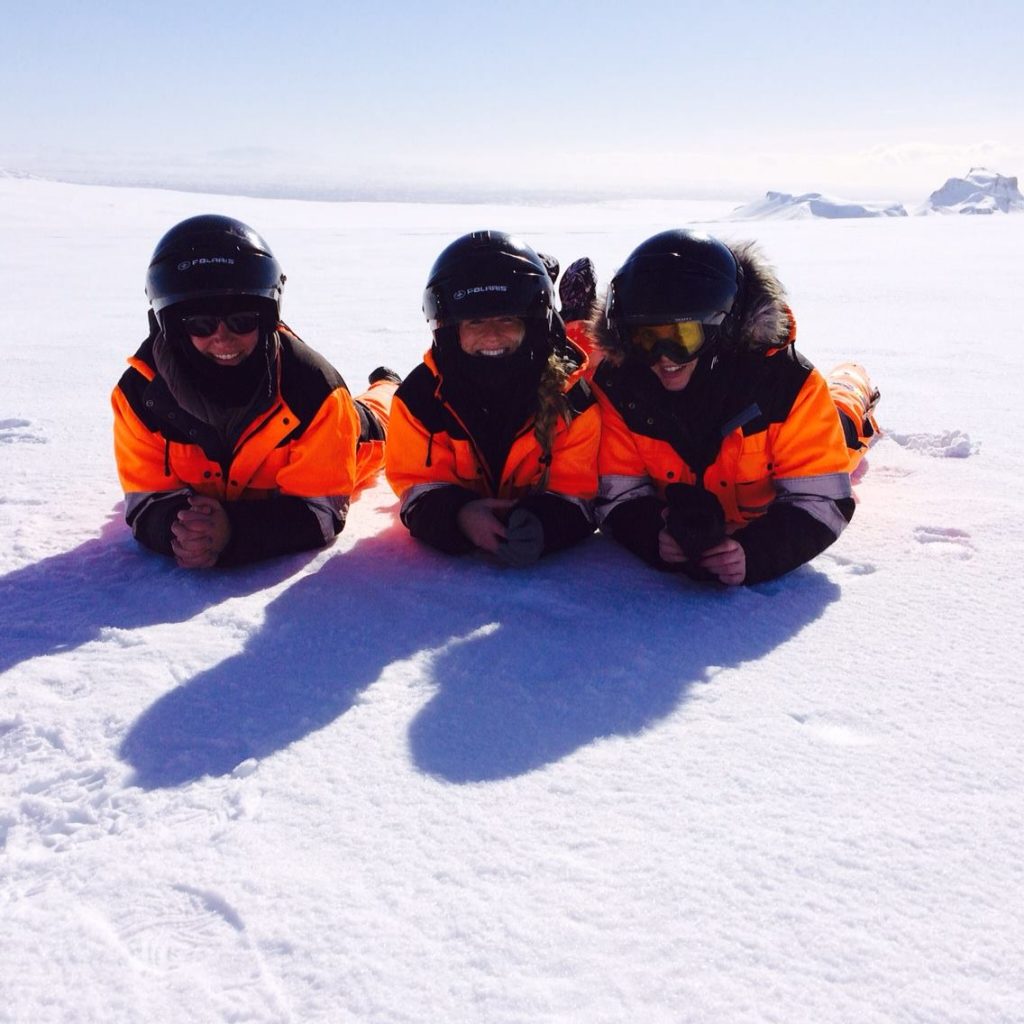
3;0;1023;202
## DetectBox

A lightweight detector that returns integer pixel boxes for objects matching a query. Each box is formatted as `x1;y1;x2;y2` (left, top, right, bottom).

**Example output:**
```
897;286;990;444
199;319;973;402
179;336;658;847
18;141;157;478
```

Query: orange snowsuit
112;323;391;564
595;349;852;527
385;342;599;556
592;339;858;583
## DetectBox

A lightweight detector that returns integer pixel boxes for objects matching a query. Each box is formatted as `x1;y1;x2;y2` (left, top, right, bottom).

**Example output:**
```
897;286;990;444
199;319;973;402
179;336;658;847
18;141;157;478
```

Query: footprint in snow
823;552;877;577
867;463;915;480
92;884;288;1018
3;722;131;853
913;525;975;560
0;418;45;444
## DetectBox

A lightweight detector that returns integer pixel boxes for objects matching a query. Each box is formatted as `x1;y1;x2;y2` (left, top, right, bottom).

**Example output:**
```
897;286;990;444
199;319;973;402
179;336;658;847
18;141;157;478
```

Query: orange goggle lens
630;321;708;360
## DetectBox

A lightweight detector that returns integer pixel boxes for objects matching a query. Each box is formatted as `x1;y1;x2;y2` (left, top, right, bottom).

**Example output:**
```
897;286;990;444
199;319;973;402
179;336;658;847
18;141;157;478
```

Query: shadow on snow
0;506;316;675
118;526;839;789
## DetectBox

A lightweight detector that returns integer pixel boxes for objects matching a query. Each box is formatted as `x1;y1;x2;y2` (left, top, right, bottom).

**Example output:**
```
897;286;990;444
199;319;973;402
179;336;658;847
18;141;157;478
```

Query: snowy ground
2;178;1023;1024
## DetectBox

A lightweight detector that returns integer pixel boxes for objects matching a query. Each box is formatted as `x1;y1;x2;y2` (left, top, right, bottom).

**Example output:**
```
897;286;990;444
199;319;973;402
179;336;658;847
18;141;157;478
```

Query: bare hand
657;526;687;564
698;538;746;586
171;495;232;569
456;498;515;554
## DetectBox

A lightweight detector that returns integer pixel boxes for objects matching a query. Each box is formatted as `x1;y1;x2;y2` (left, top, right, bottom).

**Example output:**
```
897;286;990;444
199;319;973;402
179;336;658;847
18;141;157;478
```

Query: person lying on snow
583;228;880;586
385;230;600;566
112;215;400;569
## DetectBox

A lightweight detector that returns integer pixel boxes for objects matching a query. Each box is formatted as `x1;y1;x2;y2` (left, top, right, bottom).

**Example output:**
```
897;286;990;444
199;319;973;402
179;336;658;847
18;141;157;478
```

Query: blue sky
3;0;1021;200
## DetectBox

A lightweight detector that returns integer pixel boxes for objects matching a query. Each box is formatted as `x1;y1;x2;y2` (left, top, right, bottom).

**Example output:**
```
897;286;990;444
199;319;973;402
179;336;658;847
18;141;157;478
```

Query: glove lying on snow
495;506;545;567
664;483;726;563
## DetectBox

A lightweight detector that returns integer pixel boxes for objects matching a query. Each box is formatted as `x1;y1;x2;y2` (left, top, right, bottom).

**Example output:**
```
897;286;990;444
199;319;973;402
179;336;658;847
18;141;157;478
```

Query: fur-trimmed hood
590;239;796;362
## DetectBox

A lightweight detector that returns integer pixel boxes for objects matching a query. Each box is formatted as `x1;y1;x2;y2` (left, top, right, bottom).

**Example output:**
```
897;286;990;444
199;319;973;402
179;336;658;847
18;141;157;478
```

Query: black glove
495;506;545;567
664;483;726;563
558;257;597;322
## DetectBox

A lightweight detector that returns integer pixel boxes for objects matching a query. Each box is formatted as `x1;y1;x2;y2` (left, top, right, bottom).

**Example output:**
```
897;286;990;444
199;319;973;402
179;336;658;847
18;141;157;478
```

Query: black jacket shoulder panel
117;360;162;434
117;347;209;446
116;334;161;430
731;345;814;435
396;362;469;439
276;329;349;429
593;360;661;434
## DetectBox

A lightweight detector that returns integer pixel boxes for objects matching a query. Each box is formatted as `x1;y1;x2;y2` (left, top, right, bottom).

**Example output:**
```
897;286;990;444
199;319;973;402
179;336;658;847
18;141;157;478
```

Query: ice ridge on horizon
918;167;1024;215
730;191;908;221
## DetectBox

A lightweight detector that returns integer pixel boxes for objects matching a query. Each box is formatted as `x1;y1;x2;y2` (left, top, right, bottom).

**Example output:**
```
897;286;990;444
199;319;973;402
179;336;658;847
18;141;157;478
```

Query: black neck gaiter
152;326;278;454
435;324;551;488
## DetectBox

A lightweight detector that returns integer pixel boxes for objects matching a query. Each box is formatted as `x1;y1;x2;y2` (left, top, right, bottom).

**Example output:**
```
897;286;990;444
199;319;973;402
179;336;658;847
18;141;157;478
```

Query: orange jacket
565;319;601;378
593;343;854;582
386;347;599;506
595;350;851;527
112;325;382;563
385;342;600;555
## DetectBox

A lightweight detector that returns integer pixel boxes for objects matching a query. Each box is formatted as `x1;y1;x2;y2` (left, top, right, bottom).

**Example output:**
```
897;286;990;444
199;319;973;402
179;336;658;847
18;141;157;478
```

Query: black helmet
145;215;286;327
423;230;556;333
605;229;740;341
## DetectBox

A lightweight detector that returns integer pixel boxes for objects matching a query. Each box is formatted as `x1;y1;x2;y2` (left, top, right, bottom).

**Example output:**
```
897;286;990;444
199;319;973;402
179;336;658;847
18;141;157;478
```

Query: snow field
2;178;1023;1023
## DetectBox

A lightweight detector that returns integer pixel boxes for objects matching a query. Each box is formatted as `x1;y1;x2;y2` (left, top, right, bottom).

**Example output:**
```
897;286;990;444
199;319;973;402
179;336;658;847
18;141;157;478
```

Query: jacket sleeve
734;369;855;583
274;386;360;507
592;386;667;565
217;495;346;566
217;387;356;565
112;380;193;556
544;401;601;506
733;499;854;584
384;390;478;553
400;483;479;554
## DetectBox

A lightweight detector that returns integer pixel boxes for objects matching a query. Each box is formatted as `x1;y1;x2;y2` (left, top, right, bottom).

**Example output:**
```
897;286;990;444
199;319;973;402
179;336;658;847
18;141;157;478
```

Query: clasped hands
170;495;232;569
658;483;746;586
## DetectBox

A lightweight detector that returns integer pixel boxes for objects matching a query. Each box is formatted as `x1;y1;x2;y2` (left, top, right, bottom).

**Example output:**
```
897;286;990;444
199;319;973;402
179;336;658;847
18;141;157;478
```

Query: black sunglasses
181;311;260;337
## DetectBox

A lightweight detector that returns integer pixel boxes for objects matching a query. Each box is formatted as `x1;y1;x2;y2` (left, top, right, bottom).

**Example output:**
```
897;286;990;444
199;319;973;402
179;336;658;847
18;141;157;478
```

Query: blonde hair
532;351;573;492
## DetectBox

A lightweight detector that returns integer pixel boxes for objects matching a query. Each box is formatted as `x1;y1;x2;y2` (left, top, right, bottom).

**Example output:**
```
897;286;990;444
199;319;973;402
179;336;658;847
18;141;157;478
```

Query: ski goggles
181;311;260;337
629;321;712;364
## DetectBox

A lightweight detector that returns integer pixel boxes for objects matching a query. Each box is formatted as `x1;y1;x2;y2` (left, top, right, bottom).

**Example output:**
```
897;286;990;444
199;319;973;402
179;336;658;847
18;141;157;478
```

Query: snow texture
2;178;1023;1024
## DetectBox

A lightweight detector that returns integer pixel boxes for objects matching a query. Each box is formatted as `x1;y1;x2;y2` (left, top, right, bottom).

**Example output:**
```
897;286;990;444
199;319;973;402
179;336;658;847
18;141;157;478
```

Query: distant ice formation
730;191;908;220
917;167;1024;215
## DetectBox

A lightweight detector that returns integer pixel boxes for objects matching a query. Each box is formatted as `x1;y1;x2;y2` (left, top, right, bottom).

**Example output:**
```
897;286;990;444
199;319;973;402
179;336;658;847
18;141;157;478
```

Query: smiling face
457;316;526;357
649;354;699;392
186;318;260;367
